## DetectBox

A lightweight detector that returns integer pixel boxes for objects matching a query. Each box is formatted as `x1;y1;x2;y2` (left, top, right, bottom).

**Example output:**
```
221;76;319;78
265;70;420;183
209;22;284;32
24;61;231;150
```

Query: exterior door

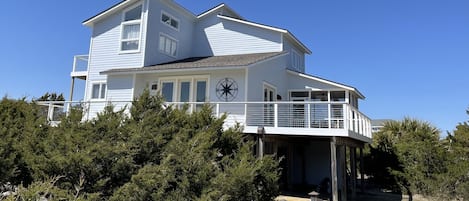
264;85;276;126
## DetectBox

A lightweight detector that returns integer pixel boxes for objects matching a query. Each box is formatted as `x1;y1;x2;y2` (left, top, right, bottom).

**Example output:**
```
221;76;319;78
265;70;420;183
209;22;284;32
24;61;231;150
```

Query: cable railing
35;100;372;139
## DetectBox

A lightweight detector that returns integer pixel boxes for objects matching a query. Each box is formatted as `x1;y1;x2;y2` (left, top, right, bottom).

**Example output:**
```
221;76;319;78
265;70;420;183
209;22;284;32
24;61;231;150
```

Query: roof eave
101;65;247;75
83;0;138;27
284;32;312;55
287;69;365;99
198;3;243;20
217;15;311;55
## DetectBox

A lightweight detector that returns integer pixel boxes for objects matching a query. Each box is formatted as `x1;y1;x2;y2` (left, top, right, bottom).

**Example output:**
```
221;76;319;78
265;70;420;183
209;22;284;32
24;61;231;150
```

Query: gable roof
101;51;287;74
217;15;312;55
287;69;365;99
83;0;196;27
197;3;243;19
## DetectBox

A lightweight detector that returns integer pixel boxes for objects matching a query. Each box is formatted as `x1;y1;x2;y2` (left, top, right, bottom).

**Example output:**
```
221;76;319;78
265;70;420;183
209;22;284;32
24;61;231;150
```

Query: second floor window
159;33;178;57
120;4;142;52
292;51;302;71
161;11;179;30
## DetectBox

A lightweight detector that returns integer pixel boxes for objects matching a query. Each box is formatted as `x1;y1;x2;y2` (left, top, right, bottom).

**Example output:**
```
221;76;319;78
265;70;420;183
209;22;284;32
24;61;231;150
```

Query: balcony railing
70;55;89;79
36;101;372;141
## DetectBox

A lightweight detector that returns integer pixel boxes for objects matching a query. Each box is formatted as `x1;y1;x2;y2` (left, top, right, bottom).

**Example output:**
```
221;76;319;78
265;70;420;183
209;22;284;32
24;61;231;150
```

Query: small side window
91;83;106;99
161;11;179;30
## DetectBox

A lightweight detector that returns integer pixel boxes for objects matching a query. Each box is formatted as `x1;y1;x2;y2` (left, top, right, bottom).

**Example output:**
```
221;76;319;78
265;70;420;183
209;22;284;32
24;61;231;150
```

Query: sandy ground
275;189;434;201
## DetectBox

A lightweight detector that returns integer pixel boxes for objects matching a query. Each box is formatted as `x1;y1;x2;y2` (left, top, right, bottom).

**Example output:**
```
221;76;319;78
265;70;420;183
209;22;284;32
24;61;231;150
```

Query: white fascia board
286;69;365;99
101;66;247;76
161;0;196;20
246;52;289;68
284;32;312;54
83;0;140;27
217;15;287;33
198;4;243;20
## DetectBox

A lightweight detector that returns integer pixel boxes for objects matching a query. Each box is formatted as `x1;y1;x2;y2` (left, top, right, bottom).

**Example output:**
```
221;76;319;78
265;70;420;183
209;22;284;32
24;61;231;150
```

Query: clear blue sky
0;0;468;135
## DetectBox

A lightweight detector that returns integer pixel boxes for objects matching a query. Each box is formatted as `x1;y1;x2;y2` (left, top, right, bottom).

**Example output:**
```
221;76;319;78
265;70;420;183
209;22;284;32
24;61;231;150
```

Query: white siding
283;37;305;72
193;14;282;57
133;68;246;102
144;0;195;66
86;1;144;101
247;54;289;101
286;72;340;93
106;75;134;113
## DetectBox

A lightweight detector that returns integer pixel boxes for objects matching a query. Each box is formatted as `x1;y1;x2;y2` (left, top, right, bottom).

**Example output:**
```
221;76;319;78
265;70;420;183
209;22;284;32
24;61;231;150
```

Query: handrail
36;100;372;139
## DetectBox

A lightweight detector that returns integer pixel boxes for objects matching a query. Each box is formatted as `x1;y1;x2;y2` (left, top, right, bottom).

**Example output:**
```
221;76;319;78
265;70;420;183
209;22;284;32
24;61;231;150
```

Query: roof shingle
101;52;286;74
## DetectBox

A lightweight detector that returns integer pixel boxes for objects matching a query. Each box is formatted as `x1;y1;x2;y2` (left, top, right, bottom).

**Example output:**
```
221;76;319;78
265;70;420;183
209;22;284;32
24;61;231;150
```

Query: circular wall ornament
215;78;238;101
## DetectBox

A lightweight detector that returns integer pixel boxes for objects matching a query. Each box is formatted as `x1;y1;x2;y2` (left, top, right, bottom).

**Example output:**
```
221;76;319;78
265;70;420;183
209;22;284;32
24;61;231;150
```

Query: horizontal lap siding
107;75;134;115
193;14;282;56
144;0;195;66
247;55;288;101
87;3;144;100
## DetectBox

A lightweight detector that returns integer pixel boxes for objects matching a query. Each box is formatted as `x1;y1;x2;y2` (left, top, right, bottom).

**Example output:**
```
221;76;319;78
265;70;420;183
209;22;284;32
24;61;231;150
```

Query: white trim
83;0;140;27
246;52;288;68
119;3;143;54
197;4;243;20
84;36;94;101
158;32;178;58
286;69;365;99
217;15;311;54
217;15;287;33
160;10;180;31
159;75;210;102
102;65;246;75
244;68;248;102
131;73;137;99
141;0;149;65
90;81;107;100
263;82;277;101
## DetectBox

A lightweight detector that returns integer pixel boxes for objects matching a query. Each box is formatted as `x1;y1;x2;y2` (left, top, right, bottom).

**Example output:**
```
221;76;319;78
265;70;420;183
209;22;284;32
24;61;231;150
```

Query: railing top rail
35;100;350;105
74;55;89;60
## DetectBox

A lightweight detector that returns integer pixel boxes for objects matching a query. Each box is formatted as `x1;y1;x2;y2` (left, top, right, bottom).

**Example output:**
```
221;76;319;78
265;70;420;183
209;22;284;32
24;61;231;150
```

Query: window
159;77;208;103
161;82;174;102
159;33;177;57
120;5;142;52
179;81;191;102
195;80;207;102
91;83;106;99
331;91;345;102
291;51;302;70
161;11;179;30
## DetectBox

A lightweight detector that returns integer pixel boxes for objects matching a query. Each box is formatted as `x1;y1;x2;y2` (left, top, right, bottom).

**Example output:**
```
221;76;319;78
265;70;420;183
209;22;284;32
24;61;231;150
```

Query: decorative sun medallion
215;78;238;101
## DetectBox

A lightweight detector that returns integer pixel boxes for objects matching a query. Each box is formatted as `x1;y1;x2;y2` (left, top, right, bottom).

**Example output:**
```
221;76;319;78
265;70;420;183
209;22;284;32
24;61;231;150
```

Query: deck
36;101;372;143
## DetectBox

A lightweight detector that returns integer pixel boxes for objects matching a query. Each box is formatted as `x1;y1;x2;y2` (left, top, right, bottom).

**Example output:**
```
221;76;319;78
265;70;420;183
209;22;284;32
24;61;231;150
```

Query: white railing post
274;103;278;128
72;56;77;73
47;103;54;121
328;103;332;129
307;103;311;128
343;104;348;130
216;103;220;118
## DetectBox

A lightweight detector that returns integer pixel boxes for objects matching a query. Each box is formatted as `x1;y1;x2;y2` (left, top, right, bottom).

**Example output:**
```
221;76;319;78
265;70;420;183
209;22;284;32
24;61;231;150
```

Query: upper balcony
70;55;89;80
36;101;372;143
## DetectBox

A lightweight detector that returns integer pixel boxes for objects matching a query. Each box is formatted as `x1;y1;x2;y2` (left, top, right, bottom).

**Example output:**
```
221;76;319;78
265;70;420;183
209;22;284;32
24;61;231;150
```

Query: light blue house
66;0;372;200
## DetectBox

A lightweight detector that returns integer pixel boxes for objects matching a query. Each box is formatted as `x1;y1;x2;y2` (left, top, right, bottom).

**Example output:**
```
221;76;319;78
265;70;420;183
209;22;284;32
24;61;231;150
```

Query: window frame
158;76;209;103
90;82;107;100
119;4;143;53
158;33;178;57
291;50;303;71
160;10;180;31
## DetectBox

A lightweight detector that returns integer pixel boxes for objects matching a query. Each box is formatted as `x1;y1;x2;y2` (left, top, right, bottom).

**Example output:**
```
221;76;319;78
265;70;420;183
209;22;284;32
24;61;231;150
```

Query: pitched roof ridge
197;3;243;19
